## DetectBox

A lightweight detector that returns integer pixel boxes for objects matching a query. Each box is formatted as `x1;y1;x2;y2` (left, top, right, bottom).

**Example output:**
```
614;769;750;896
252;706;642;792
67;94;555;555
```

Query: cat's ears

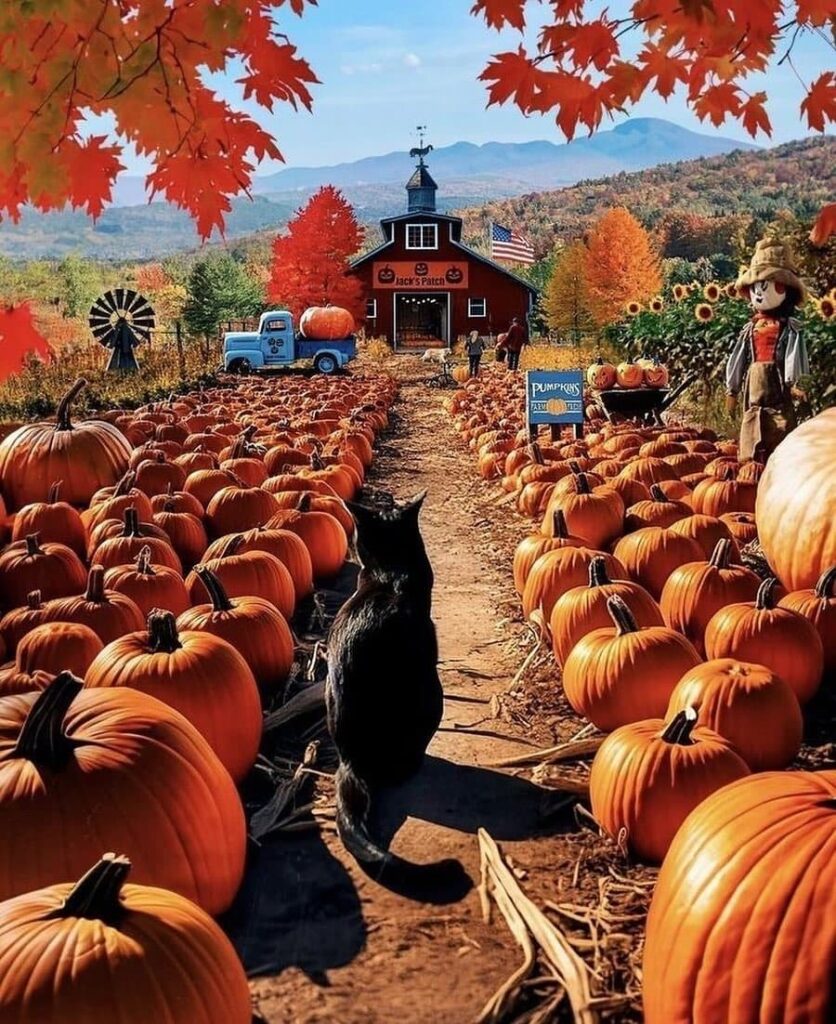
402;490;427;516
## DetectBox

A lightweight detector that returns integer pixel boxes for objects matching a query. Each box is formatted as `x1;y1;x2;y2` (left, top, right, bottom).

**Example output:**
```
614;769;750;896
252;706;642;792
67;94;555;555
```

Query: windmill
88;288;155;372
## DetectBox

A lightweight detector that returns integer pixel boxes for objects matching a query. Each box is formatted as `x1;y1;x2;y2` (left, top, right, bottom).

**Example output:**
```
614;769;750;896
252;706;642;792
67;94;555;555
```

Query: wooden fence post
175;320;186;381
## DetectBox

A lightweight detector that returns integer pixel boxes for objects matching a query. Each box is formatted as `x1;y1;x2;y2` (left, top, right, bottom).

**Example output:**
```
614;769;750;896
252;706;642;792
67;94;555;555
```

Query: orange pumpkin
755;407;836;590
522;546;625;623
615;361;643;389
85;610;262;782
12;621;103;680
589;708;749;863
586;357;617;390
624;484;690;532
549;556;663;667
11;480;87;557
104;546;191;618
613;526;704;599
704;577;824;703
666;659;802;770
643;770;836;1024
0;534;87;611
562;595;701;731
44;565;146;646
542;472;624;550
203;525;314;600
299;304;355;340
670;513;739;560
659;538;760;655
185;537;296;620
779;566;836;674
0;674;246;913
512;510;584;595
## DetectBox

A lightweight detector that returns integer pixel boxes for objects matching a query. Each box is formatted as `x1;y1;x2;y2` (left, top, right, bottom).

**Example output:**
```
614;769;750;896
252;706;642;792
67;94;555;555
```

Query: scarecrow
725;238;809;462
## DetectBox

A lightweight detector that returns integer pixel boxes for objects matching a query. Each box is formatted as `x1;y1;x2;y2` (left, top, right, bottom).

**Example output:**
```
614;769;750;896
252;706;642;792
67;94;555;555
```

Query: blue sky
121;0;832;174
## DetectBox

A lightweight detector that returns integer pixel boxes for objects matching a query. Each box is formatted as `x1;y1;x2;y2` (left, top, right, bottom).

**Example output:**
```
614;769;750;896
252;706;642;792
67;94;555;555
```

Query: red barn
351;154;537;350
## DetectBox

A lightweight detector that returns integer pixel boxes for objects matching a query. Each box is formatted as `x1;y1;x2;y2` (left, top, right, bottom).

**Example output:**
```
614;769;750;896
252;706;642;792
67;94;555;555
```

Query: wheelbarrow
594;373;697;426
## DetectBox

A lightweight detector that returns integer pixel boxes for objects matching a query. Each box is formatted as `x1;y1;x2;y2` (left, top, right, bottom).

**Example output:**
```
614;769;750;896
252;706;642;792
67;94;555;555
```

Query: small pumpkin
666;659;802;770
542;472;624;550
512;510;584;595
613;526;704;600
704;577;824;703
0;534;87;611
185;535;296;620
10;480;86;557
562;595;701;731
590;708;749;863
44;564;145;645
203;525;314;600
586;357;617;390
615;360;643;389
104;545;191;618
719;510;758;544
624;484;690;532
12;621;103;680
521;546;625;623
670;513;739;560
0;591;50;656
267;494;348;580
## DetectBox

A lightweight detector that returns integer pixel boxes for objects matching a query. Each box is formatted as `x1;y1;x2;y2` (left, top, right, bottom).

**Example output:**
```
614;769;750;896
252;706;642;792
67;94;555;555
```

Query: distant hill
455;137;834;256
0;118;757;259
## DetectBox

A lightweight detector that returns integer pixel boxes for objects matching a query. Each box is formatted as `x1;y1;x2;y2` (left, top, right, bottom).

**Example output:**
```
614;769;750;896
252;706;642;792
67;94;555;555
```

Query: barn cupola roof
406;127;437;214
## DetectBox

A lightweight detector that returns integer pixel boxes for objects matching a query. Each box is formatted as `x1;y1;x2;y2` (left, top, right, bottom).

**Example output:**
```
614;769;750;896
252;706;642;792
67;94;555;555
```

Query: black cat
326;491;467;896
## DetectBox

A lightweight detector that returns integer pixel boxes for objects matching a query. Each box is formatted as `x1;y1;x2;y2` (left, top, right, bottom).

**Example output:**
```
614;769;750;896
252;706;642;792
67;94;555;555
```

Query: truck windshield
265;319;287;331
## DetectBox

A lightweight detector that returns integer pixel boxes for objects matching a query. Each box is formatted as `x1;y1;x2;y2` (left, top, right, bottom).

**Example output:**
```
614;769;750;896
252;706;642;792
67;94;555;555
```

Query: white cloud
403;52;422;69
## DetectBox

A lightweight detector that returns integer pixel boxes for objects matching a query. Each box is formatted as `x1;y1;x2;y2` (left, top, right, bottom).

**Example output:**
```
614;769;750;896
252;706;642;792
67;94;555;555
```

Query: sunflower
695;303;714;322
724;282;738;299
626;300;642;316
703;282;721;302
650;296;664;313
672;283;688;301
818;296;835;319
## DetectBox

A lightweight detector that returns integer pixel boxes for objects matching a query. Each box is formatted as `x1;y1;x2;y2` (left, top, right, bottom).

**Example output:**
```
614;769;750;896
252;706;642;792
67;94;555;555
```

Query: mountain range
0;119;759;259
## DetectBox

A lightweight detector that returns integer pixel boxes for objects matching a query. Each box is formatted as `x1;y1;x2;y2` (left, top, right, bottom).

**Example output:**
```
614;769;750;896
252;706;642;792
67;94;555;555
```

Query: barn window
468;298;487;317
406;224;438;249
366;299;377;319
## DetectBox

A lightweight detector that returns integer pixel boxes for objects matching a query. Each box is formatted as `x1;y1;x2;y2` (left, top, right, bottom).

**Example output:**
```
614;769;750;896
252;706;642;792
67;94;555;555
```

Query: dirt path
250;371;562;1024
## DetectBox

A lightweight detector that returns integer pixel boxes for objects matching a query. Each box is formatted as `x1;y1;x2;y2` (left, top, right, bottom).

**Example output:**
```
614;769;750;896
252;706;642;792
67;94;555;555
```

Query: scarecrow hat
735;236;808;301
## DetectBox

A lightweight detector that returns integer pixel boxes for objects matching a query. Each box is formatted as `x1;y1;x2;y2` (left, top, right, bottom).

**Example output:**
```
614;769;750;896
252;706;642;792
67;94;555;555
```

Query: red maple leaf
693;82;742;126
801;72;836;132
810;203;836;247
740;92;772;137
471;0;527;31
0;303;52;383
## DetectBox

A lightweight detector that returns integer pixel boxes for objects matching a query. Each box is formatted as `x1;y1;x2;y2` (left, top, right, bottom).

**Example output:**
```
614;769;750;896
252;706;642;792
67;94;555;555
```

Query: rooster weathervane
409;125;433;165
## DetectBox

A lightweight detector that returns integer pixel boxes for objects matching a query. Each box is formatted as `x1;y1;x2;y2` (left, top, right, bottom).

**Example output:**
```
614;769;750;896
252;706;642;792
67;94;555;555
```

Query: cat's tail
334;762;472;904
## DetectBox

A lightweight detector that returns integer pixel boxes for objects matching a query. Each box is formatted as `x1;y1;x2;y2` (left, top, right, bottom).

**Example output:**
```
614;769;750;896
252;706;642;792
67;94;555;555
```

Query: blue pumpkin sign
525;370;584;427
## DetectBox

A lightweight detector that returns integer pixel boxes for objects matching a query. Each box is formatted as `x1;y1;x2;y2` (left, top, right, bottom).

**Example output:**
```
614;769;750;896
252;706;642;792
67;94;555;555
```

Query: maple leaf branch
777;24;803;66
811;25;836;54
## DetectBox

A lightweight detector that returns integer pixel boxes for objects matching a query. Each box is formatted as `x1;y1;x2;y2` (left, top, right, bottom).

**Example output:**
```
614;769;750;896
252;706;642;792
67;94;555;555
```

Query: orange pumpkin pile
450;368;835;1020
0;371;396;1016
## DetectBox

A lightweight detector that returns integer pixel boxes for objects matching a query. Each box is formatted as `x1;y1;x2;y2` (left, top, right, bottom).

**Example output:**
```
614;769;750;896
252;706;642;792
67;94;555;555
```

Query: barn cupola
406;127;437;213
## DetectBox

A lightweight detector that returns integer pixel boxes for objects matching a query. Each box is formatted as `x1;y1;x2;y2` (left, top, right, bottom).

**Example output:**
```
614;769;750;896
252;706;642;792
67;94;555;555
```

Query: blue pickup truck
223;310;356;375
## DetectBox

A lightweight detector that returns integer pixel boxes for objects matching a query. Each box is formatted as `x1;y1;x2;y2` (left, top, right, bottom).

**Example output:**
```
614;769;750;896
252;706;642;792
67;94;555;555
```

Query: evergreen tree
183;253;262;341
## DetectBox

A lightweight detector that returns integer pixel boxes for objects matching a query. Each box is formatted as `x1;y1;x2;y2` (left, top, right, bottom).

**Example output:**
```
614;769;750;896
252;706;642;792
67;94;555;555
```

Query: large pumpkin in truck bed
299;305;355;340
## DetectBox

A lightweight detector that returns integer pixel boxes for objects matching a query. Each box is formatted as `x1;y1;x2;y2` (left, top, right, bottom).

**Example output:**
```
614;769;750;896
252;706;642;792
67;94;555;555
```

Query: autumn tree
474;2;836;143
545;242;595;343
268;186;365;321
584;208;662;326
134;263;188;327
57;255;99;319
0;1;318;239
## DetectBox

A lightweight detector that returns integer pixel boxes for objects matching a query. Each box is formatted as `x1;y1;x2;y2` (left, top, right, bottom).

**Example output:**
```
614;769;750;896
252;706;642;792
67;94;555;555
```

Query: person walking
465;330;486;377
504;317;526;371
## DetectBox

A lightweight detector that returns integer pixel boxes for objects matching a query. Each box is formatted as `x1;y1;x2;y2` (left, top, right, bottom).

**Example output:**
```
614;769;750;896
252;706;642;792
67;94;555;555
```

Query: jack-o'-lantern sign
414;262;429;277
446;266;464;284
377;266;395;284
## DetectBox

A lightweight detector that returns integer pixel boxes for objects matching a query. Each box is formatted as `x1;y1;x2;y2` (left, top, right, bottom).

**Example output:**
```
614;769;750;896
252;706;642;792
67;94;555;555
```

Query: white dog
421;348;452;364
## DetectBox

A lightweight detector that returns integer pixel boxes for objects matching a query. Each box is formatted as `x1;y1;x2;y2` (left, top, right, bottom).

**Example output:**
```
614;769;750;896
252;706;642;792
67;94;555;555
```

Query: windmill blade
113;287;126;313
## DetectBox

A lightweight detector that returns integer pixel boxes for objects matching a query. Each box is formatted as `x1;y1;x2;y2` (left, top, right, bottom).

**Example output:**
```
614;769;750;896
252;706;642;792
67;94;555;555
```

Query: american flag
490;222;535;265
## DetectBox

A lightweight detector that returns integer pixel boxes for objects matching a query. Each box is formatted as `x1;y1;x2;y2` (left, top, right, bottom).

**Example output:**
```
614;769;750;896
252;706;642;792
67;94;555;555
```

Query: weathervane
409;125;433;166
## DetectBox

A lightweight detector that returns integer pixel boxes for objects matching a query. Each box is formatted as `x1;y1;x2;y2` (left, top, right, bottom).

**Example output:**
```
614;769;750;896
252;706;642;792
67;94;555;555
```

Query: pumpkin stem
219;533;245;558
649;484;667;503
588;556;613;588
814;567;836;599
551;509;569;539
296;492;313;513
756;577;780;610
722;466;736;481
309;450;325;471
136;546;155;576
574;472;591;495
708;538;733;569
85;565;107;603
568;460;584;474
113;471;136;497
661;707;698;746
195;565;234;612
49;853;131;926
25;533;42;557
531;442;544;466
55;379;86;432
606;594;640;636
146;609;182;653
48;481;62;504
122;506;141;537
162;496;176;513
13;671;82;769
26;590;43;610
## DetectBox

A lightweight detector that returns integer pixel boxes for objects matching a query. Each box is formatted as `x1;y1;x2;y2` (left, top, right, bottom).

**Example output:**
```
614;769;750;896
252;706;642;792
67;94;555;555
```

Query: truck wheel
228;358;251;376
314;353;338;375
